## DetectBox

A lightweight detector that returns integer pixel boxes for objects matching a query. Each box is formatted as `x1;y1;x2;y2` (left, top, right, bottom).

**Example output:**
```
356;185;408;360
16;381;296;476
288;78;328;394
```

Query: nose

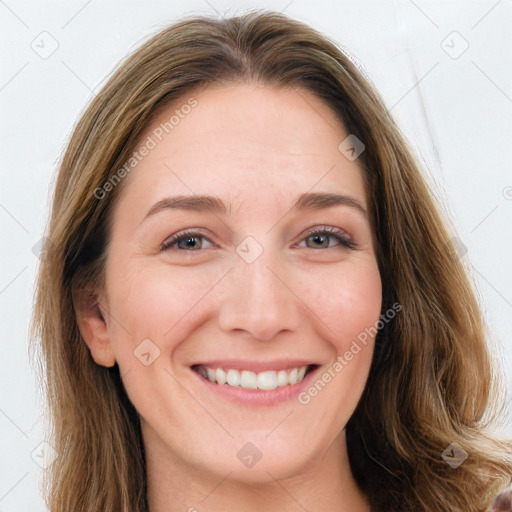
217;249;301;341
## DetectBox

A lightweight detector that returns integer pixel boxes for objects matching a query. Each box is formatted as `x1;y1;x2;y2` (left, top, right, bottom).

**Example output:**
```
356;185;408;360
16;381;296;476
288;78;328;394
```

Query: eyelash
160;226;357;252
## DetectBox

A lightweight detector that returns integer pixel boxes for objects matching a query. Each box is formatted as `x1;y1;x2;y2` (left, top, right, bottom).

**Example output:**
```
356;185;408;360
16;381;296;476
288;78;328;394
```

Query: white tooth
216;368;227;385
240;371;258;389
258;371;278;390
277;370;288;387
227;369;240;386
206;366;309;388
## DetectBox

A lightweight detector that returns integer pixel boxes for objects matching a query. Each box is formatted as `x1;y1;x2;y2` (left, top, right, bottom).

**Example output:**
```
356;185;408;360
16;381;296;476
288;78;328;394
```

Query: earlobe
73;287;116;368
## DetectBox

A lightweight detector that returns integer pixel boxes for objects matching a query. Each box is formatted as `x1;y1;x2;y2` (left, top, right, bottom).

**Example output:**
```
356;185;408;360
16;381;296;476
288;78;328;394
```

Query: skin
78;83;382;512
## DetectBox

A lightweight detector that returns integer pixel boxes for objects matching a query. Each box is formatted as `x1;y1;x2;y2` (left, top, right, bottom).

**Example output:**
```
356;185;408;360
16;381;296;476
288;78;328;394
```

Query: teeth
196;365;311;390
226;369;240;386
216;368;227;385
241;371;258;389
277;370;288;387
257;371;277;390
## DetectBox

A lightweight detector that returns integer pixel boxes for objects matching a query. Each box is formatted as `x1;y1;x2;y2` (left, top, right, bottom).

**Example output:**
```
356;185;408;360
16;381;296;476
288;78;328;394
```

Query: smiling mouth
191;364;318;391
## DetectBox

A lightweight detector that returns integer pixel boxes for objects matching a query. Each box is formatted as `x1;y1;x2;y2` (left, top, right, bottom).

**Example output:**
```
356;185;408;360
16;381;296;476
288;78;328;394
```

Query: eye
296;226;356;250
160;229;214;251
160;226;356;252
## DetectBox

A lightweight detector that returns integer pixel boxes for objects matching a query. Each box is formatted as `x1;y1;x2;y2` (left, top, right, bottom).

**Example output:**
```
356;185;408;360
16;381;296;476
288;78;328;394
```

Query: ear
72;285;116;368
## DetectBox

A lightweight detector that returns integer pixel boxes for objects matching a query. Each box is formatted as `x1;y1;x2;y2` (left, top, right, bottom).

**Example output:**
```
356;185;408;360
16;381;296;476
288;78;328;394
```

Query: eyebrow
143;191;367;221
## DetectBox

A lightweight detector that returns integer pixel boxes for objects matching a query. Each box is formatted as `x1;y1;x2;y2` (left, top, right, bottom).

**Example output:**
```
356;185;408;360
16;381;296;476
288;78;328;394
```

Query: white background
1;1;511;510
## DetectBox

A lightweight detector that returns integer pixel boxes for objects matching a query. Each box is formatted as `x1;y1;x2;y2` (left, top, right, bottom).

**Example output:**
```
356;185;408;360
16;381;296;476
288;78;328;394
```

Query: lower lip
190;365;320;406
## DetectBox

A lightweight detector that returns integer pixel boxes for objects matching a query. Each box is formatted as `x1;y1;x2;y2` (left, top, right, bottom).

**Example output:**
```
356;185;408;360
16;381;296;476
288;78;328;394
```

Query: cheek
295;262;381;427
104;259;221;356
107;253;382;350
102;261;205;416
303;258;382;349
105;251;381;384
107;250;198;320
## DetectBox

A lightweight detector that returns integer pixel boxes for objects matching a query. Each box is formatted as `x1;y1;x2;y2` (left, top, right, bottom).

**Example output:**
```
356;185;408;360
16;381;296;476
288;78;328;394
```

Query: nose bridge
217;242;300;340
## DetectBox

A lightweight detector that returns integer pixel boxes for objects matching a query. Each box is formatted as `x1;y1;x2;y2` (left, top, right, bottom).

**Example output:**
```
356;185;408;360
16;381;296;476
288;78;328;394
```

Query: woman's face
99;83;382;482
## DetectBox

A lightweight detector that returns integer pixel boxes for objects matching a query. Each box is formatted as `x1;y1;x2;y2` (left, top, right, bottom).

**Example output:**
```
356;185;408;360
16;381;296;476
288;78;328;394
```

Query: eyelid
161;225;357;252
300;224;351;241
296;225;356;249
160;228;215;251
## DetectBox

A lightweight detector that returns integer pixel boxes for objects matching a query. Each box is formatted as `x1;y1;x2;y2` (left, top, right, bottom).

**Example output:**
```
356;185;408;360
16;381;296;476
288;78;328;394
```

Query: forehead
115;83;368;220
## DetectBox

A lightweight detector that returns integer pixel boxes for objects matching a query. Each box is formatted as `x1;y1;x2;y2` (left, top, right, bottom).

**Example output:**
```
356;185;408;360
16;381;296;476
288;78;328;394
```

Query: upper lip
191;359;319;373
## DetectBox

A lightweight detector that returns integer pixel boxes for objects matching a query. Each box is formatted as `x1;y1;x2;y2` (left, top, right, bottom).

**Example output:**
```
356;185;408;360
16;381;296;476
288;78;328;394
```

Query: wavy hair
30;9;512;511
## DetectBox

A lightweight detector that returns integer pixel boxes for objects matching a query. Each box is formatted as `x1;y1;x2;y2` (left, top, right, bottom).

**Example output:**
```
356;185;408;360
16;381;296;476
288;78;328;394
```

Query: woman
30;9;512;512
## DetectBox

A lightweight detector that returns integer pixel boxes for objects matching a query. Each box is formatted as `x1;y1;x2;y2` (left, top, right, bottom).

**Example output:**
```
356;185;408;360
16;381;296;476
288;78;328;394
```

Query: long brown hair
30;10;512;511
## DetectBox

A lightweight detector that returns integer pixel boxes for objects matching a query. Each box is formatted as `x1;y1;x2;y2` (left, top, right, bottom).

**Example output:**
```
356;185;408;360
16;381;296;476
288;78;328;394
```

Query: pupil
182;236;199;249
312;235;327;247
